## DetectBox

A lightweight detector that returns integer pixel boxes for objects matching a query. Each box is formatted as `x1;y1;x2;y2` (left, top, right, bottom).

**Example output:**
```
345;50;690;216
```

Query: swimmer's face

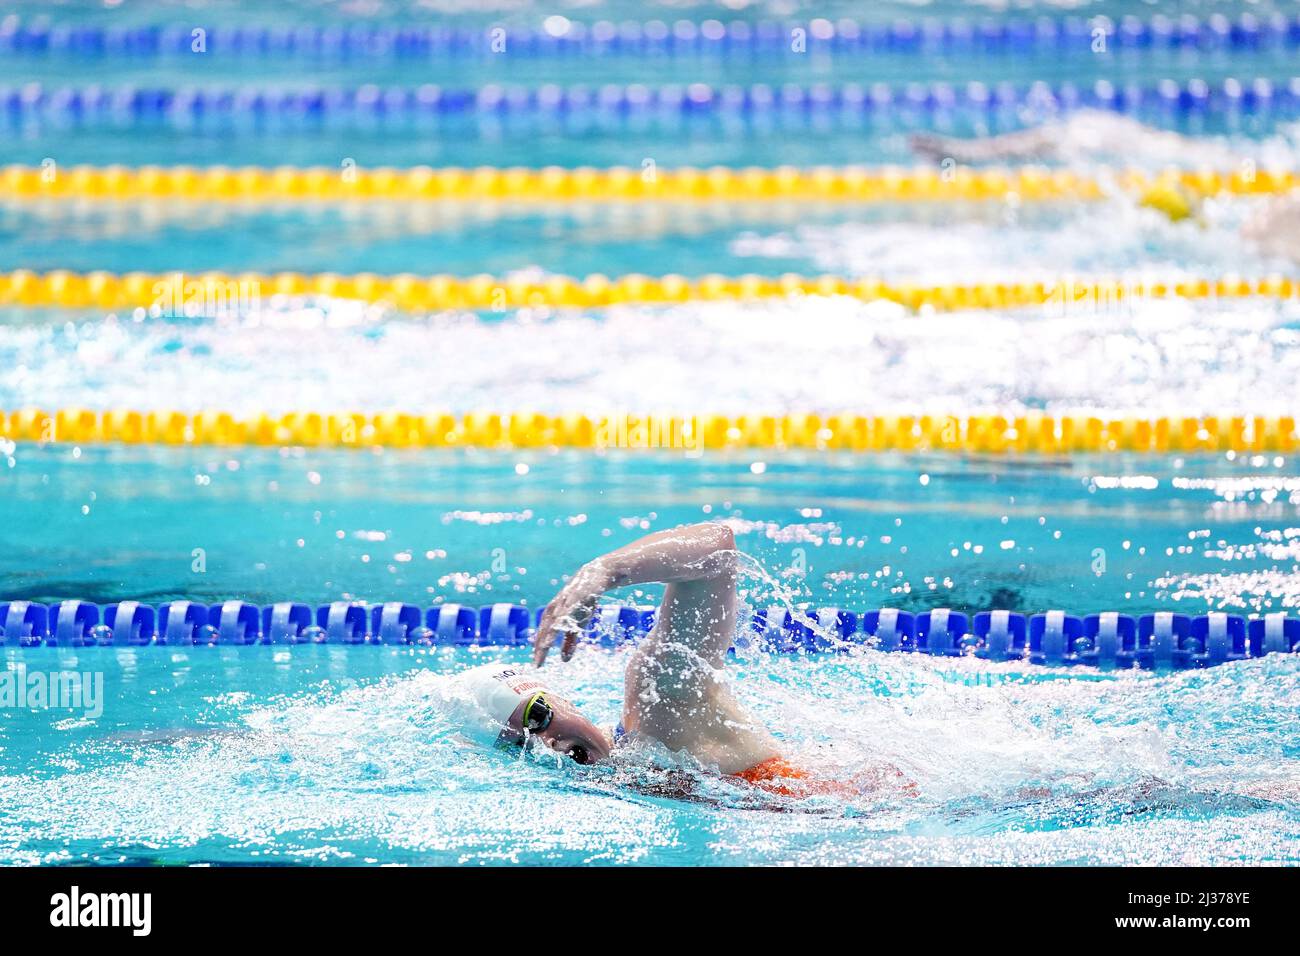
505;693;612;765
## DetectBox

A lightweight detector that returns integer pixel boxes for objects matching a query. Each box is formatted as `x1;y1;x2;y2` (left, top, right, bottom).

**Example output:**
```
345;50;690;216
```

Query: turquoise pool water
1;642;1296;865
1;447;1299;864
2;0;1299;866
5;444;1300;616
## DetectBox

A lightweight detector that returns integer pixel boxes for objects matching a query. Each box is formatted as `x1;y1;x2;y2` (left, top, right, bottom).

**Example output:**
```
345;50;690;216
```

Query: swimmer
445;522;915;799
910;111;1300;262
440;662;613;766
907;109;1245;168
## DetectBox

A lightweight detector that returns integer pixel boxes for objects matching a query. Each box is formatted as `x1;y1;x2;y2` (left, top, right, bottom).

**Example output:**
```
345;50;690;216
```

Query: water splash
4;291;1299;417
0;643;1295;864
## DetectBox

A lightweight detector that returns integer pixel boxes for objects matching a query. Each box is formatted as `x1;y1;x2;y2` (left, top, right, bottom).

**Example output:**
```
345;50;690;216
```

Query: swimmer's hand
907;131;955;163
533;523;737;665
533;560;614;665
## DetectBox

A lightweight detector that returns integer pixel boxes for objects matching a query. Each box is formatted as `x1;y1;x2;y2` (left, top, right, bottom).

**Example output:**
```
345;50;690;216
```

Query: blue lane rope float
2;14;1299;59
3;77;1295;126
1;599;1296;669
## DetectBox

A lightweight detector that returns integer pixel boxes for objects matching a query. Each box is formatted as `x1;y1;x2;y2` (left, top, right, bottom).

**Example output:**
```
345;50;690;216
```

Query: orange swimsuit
734;756;920;799
732;757;815;796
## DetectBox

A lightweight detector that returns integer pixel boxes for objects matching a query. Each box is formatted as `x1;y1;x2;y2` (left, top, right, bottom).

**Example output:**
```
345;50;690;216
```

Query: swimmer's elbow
706;522;735;551
699;523;737;578
690;522;736;562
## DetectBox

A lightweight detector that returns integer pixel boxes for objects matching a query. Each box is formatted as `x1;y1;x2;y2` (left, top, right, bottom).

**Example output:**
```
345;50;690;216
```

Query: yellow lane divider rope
1;269;1296;312
5;409;1298;454
1;164;1295;204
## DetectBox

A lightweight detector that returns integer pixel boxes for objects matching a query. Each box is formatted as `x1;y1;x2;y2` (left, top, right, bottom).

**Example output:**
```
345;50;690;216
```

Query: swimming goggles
516;692;591;764
521;692;554;733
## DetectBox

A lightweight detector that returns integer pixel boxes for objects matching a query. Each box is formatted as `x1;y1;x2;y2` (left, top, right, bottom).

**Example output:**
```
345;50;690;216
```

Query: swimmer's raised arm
533;522;736;665
910;111;1242;168
909;127;1062;165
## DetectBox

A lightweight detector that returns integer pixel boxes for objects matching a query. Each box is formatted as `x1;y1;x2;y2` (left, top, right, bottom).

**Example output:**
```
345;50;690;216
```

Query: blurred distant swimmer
907;109;1245;168
441;522;917;801
909;110;1300;262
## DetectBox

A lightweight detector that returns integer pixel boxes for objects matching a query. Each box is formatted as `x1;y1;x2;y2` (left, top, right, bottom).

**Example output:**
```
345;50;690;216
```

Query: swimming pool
2;447;1298;864
2;0;1298;867
1;640;1295;866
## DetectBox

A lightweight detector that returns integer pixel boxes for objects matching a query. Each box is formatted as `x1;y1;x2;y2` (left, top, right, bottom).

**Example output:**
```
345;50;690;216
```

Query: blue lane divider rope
2;14;1299;58
1;599;1296;669
3;78;1295;125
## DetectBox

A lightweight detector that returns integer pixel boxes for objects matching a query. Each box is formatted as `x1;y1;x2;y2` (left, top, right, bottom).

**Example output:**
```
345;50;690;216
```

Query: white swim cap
445;664;549;747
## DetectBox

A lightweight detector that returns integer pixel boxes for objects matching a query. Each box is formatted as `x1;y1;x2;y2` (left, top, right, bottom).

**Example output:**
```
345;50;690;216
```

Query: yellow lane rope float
0;269;1295;312
1;164;1295;205
5;409;1297;454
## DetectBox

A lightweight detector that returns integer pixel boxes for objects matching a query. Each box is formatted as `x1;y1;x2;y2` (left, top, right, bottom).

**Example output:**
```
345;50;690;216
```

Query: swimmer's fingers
553;610;584;662
907;132;949;162
532;606;560;665
534;579;598;665
533;602;581;665
532;631;552;666
562;592;601;660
